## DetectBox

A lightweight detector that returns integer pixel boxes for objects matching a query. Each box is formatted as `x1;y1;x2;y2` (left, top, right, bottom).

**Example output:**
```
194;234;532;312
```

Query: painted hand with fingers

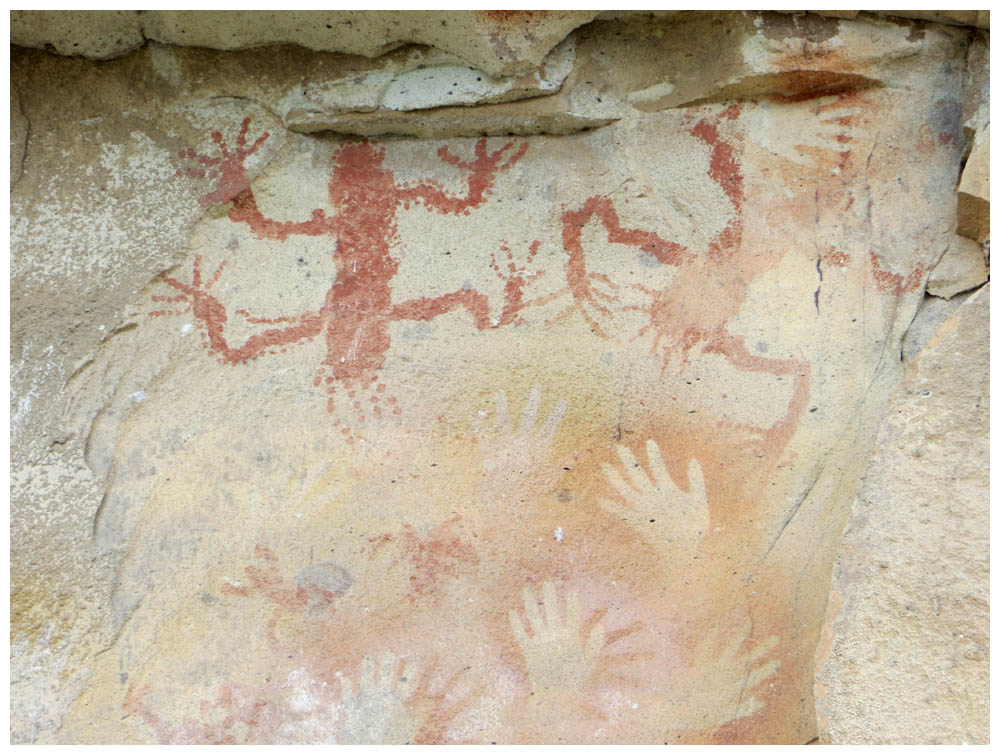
337;653;419;745
599;439;709;560
670;620;781;729
508;581;606;694
474;385;567;503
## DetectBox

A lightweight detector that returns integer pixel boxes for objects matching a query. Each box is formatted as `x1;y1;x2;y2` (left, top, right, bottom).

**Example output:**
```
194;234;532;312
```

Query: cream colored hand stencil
599;439;709;561
509;581;606;694
474;385;567;502
336;653;418;745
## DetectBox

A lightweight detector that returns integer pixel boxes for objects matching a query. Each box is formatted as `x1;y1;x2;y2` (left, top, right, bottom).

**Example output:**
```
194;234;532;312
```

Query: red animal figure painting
152;119;531;433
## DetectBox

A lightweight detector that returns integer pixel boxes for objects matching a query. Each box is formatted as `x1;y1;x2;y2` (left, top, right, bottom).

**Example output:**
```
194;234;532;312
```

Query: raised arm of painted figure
390;239;546;332
177;117;271;208
178;117;338;240
551;195;687;338
151;255;323;366
396;138;529;215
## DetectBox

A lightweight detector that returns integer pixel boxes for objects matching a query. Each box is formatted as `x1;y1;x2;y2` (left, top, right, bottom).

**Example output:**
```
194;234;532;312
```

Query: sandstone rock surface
815;285;989;744
957;122;990;241
927;235;989;299
10;9;145;59
9;9;987;746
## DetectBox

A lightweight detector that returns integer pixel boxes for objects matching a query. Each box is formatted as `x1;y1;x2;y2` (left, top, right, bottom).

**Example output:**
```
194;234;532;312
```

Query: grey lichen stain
296;562;354;597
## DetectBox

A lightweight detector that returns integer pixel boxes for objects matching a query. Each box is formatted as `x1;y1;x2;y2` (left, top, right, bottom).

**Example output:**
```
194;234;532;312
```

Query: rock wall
10;10;989;744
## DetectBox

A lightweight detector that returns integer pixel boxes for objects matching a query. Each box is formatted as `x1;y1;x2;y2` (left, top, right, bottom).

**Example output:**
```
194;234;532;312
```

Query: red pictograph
153;121;533;432
126;680;281;745
154;108;821;445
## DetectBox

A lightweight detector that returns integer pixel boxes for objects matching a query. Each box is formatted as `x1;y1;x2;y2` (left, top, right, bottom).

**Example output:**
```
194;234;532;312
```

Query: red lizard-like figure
153;119;531;431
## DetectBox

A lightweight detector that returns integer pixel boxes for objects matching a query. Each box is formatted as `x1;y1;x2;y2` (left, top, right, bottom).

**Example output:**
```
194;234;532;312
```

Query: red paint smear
689;108;745;261
824;250;850;267
399;517;479;599
556;195;686;337
768;72;875;106
703;331;812;455
222;547;334;610
126;681;280;744
870;251;926;295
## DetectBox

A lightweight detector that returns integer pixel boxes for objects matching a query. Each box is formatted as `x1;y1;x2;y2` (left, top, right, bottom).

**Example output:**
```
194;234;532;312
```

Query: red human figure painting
152;120;532;431
546;104;811;451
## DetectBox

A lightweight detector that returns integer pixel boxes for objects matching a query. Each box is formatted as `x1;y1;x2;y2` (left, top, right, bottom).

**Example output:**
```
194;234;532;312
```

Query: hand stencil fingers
494;391;512;438
564;590;583;633
749;634;780;664
378;652;397;690
585;622;607;662
340;675;355;702
646;439;670;490
471;411;487;441
717;631;748;666
541;581;560;631
596;496;629;521
602;463;640;505
615;444;653;493
522;586;545;637
359;654;377;696
509;610;528;647
537;398;567;443
519;385;542;437
685;458;708;511
396;661;417;701
736;694;765;718
746;657;781;690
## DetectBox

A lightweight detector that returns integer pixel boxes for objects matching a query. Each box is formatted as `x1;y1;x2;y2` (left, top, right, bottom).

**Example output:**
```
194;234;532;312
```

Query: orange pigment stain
824;250;850;267
221;546;336;610
550;104;813;456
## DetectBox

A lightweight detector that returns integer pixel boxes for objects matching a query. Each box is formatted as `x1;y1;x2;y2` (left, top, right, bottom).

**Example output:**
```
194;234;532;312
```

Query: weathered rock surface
815;285;989;744
927;235;989;299
9;9;987;746
10;9;600;77
294;38;575;115
899;290;975;363
957;122;990;241
10;9;145;59
10;82;27;188
10;10;989;71
961;30;990;140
